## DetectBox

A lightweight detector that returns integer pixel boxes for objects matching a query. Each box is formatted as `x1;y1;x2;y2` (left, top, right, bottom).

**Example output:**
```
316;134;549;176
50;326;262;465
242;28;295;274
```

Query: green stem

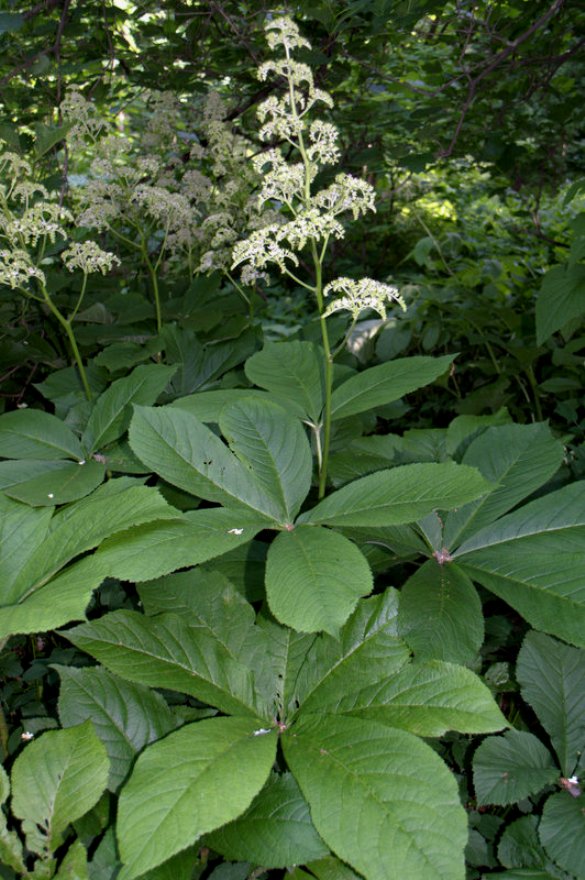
525;364;543;421
143;247;162;332
42;286;92;400
284;41;334;498
225;269;253;316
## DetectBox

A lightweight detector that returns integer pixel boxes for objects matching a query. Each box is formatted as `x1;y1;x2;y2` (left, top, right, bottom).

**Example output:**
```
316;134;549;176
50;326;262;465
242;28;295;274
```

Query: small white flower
252;728;272;736
21;731;34;741
47;493;54;499
227;528;244;535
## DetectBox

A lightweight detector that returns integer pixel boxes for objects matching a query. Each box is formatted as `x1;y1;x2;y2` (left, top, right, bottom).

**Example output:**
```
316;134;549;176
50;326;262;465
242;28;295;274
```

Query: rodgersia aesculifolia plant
0;150;119;400
232;16;405;496
63;88;276;325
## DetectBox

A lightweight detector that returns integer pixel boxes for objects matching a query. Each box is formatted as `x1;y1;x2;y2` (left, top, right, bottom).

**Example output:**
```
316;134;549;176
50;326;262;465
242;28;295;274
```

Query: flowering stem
42;285;92;400
143;246;162;333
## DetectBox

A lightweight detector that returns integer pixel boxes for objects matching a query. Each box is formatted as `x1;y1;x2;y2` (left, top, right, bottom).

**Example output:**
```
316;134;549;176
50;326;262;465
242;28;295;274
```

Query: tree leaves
283;715;467;880
0;409;85;461
116;717;277;880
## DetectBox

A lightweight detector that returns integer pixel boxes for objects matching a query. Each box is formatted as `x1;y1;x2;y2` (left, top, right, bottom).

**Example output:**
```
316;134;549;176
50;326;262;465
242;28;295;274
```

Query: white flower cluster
61;241;121;275
0;249;45;289
60;90;104;145
264;16;311;53
1;202;72;247
323;277;406;320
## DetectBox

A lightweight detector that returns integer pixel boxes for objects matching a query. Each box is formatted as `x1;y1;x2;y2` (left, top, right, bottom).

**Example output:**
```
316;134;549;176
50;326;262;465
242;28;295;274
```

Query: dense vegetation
0;3;584;879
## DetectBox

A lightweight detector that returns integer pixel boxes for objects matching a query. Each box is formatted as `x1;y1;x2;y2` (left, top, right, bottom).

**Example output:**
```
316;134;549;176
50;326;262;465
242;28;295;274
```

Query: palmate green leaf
129;400;310;524
81;363;178;453
259;616;324;719
516;632;585;775
55;665;176;792
266;525;373;634
64;609;267;719
11;721;109;855
539;792;585;878
116;717;277;880
300;462;493;528
2;459;105;506
397;560;484;664
443;423;563;548
220;398;312;523
304;657;505;736
296;590;410;716
206;772;329;867
91;507;268;583
138;570;275;710
0;554;106;639
330;354;455;420
3;481;178;607
244;341;325;422
0;494;52;597
0;409;85;460
283;714;467;880
473;730;559;806
455;482;585;647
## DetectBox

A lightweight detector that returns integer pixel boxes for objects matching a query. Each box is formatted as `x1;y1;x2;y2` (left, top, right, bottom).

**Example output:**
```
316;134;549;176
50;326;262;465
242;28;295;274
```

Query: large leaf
116;717;277;880
300;462;493;528
4;482;178;606
56;665;176;791
64;610;266;719
397;560;484;664
82;364;177;453
295;590;411;716
2;459;105;507
473;730;559;806
455;482;585;647
170;389;275;423
91;507;268;583
220;398;312;523
138;570;274;709
539;792;585;878
0;554;106;639
443;423;563;548
304;658;506;736
129;402;309;524
244;341;325;422
0;409;85;460
266;525;373;634
11;721;109;855
0;494;52;598
283;714;467;880
536;262;585;344
206;772;329;867
516;631;585;775
330;354;454;420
